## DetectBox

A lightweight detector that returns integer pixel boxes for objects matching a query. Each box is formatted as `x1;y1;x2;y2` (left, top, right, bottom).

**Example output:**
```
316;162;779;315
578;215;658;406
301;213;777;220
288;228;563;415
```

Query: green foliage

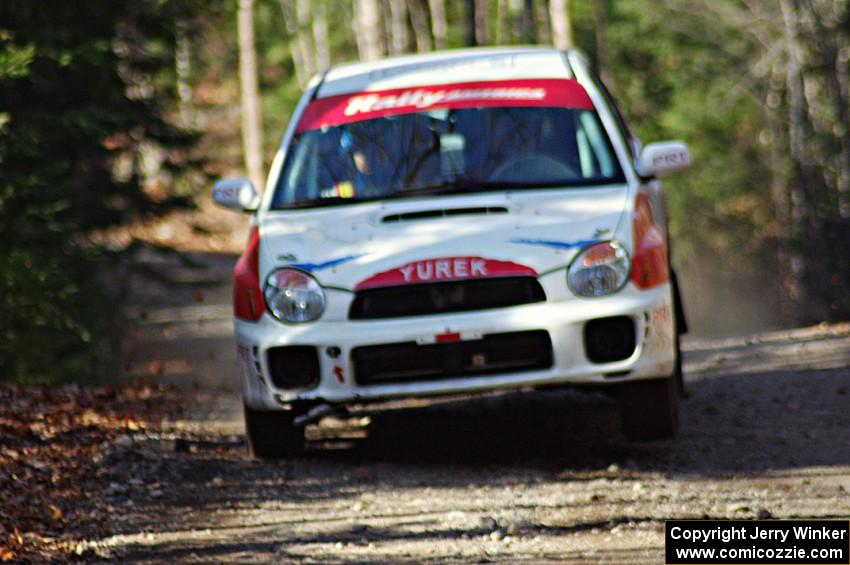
0;2;203;382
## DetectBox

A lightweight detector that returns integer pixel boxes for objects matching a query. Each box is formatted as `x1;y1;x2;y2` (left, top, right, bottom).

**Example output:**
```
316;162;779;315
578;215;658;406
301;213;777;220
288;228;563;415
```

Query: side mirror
637;141;691;178
212;178;260;212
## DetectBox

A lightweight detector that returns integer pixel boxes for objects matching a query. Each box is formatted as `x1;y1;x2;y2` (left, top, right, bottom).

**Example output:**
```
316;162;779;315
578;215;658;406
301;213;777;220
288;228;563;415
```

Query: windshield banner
297;79;594;132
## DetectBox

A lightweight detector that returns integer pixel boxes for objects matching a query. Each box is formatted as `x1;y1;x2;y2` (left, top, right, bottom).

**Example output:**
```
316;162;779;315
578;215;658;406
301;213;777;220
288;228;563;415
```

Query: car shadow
305;359;850;477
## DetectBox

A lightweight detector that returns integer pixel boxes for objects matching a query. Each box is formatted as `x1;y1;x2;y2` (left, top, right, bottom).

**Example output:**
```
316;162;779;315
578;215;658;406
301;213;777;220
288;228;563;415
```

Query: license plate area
352;330;553;386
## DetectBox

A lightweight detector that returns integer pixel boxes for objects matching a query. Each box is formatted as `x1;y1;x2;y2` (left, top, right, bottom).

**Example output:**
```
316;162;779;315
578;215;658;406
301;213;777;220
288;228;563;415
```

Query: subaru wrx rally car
213;47;691;458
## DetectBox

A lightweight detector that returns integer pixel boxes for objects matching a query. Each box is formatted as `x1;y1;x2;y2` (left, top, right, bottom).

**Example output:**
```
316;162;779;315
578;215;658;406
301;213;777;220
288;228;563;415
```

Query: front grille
349;277;545;319
352;330;553;386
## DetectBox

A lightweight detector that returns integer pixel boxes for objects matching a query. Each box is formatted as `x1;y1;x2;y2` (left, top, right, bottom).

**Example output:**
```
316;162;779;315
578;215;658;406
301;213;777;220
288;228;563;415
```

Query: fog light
584;316;636;363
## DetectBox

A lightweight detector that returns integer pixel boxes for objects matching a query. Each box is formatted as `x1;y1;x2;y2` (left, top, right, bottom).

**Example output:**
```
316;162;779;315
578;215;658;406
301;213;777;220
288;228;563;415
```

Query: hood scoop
381;206;509;224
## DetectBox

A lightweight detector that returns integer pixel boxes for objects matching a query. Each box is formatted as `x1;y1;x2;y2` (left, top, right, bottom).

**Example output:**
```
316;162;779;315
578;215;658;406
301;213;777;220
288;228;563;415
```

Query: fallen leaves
0;382;179;562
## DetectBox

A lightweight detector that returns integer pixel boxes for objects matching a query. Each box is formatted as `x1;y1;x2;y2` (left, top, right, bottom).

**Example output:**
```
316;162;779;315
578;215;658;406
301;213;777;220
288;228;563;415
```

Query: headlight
567;241;630;297
264;269;326;323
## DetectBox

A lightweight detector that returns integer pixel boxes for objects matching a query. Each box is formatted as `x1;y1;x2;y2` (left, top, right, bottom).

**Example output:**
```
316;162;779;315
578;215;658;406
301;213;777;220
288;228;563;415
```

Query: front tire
618;373;679;440
243;404;305;459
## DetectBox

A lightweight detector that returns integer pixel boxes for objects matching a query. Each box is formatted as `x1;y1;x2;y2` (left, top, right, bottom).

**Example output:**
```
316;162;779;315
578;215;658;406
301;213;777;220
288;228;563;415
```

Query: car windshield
272;105;625;209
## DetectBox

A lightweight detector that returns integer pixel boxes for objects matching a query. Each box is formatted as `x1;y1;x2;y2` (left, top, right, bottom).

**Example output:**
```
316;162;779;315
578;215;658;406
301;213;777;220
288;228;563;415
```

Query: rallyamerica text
669;525;847;544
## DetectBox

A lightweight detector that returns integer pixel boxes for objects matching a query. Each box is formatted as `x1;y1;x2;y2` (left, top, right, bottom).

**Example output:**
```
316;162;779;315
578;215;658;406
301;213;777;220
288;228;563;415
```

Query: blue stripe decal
290;254;364;272
510;238;598;250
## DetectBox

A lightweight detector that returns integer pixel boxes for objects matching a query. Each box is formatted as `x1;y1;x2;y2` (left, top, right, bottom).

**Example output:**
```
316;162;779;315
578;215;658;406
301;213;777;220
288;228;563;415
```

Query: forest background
2;0;849;383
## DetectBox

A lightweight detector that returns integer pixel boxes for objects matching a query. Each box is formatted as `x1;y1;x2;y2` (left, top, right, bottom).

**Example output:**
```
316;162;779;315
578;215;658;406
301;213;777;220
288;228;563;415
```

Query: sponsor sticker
354;256;537;290
297;79;594;132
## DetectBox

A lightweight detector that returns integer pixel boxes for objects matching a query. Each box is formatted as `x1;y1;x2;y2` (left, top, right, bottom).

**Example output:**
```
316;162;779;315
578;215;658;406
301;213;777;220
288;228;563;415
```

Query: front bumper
235;280;676;411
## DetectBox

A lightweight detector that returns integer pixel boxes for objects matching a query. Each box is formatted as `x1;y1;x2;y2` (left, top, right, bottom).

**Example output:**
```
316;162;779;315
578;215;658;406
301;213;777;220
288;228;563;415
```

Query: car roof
317;47;575;98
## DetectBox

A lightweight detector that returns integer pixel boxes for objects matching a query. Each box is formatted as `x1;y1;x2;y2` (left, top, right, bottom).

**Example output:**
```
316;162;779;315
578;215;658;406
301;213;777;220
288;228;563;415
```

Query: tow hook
293;403;346;427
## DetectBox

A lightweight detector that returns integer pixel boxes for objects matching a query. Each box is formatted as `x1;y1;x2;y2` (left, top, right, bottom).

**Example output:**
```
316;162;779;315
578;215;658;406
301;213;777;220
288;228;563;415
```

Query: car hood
259;186;629;290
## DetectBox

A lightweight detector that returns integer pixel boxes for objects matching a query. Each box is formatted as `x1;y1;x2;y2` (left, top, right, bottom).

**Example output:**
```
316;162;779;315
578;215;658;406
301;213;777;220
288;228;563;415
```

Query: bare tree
381;0;393;55
280;0;307;86
465;0;476;46
780;0;812;316
799;0;850;219
389;0;410;54
505;0;528;43
355;0;383;61
296;0;317;78
429;0;448;49
496;0;509;44
521;0;537;43
237;0;264;191
475;0;488;45
766;66;794;320
536;0;551;45
312;1;331;71
549;0;573;49
174;20;193;126
591;0;612;85
407;0;433;52
655;0;850;322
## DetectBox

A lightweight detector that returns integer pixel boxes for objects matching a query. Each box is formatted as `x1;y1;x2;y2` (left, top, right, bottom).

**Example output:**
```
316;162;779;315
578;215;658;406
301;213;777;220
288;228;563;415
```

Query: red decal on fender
333;366;345;383
297;79;594;132
354;256;537;290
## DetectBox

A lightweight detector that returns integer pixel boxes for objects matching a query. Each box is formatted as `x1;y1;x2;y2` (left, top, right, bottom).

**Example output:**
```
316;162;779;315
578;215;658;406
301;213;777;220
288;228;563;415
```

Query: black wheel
618;373;679;440
243;404;305;459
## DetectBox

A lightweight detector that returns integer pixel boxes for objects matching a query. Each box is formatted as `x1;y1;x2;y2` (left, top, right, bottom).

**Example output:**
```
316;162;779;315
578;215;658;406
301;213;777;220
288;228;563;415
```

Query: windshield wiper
384;179;527;198
385;179;486;198
275;196;378;209
383;178;586;199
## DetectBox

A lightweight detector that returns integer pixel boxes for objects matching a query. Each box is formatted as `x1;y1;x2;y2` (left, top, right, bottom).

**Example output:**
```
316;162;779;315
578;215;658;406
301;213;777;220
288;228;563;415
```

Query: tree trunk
591;0;612;85
381;0;392;55
838;38;850;217
549;0;573;50
280;0;307;87
496;0;509;44
780;0;811;318
175;20;193;126
237;0;265;191
312;2;331;71
465;0;476;46
389;0;410;54
536;0;551;46
800;0;850;219
509;0;523;44
767;65;794;323
428;0;448;50
296;0;317;78
408;0;433;52
521;0;536;43
355;0;383;61
475;0;488;45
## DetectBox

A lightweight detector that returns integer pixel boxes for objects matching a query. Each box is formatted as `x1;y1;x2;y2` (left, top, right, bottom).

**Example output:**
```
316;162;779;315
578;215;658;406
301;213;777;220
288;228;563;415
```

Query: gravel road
91;252;850;564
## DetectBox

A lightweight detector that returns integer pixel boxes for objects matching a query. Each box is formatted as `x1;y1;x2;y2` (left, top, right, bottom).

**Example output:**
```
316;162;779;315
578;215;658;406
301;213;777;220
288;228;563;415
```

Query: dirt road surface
88;252;850;563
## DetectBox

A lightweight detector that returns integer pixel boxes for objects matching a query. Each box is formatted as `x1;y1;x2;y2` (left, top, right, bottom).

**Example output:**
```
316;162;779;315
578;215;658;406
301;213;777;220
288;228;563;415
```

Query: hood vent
381;206;509;224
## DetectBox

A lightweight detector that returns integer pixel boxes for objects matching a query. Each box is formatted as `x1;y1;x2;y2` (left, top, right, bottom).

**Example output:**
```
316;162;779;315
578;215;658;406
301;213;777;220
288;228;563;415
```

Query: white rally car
213;47;691;457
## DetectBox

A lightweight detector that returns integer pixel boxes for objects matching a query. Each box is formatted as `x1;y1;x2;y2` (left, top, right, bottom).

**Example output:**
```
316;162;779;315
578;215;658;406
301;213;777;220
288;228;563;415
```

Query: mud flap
670;269;688;335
